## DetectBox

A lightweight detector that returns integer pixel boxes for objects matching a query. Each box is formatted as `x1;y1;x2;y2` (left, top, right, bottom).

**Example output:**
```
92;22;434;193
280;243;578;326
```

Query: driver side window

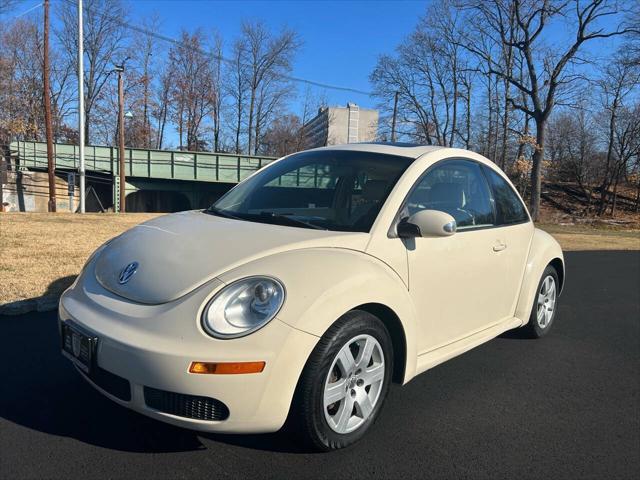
405;160;495;230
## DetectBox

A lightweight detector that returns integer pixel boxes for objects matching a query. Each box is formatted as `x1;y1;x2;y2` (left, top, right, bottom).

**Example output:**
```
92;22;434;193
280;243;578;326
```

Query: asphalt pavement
1;251;638;479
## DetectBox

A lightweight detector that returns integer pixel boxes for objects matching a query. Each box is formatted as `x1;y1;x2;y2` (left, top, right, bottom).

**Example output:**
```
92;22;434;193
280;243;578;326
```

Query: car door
482;165;535;314
401;159;513;354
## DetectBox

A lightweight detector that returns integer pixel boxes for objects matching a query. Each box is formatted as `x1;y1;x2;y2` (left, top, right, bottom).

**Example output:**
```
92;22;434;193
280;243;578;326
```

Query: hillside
538;182;640;229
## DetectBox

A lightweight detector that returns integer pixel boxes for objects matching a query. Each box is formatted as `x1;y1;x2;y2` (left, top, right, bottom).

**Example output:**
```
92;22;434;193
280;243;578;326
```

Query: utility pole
115;64;126;213
390;91;399;143
43;0;56;212
78;0;86;213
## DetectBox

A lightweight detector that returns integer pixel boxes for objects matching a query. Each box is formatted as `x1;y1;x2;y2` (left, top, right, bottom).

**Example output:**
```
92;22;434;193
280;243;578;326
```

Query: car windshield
207;150;413;232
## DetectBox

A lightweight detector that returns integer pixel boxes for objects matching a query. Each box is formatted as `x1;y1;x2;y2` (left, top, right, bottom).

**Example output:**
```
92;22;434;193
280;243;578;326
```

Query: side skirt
414;317;522;377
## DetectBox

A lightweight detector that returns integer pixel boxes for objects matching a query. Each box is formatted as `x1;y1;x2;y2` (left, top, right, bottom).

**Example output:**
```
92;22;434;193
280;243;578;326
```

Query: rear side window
482;166;529;225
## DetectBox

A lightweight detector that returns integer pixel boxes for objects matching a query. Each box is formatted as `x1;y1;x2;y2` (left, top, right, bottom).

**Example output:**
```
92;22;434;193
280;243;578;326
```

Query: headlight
202;277;285;339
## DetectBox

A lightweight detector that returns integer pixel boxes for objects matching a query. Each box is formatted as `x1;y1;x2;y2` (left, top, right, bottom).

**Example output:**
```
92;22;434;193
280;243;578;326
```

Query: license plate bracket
60;320;98;374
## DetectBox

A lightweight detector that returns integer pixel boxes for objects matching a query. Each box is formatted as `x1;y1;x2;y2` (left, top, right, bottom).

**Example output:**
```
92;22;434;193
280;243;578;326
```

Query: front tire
521;265;559;338
292;310;393;451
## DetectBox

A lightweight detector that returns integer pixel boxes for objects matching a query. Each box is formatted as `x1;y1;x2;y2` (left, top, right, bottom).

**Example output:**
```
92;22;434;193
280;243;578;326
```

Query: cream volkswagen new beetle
59;143;564;451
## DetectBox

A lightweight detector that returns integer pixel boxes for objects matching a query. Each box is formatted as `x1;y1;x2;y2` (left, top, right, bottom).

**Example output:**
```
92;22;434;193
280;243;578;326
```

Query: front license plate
61;321;97;374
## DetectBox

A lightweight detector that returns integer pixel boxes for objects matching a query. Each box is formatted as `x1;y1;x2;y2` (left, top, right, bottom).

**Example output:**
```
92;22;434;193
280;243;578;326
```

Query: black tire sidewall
528;265;559;338
298;310;393;451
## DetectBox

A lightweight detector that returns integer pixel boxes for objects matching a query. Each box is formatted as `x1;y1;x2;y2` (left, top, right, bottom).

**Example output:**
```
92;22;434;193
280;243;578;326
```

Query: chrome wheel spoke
357;337;375;369
355;395;373;418
324;379;347;406
337;348;356;375
334;397;353;432
363;363;384;386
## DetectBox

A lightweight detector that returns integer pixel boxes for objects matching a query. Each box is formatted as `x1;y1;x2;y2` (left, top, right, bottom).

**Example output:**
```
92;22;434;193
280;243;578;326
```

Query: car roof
312;142;444;159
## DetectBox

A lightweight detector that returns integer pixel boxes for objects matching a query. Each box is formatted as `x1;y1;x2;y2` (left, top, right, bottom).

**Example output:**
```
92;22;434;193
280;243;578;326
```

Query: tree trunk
84;110;90;146
235;108;242;154
247;85;256;155
610;173;620;216
485;77;493;159
499;77;510;170
465;82;471;149
516;113;530;160
598;98;618;215
449;57;458;147
529;117;545;221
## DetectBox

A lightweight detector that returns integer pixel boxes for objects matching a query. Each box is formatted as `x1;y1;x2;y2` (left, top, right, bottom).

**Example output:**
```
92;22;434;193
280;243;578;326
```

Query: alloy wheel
536;275;557;329
323;334;385;434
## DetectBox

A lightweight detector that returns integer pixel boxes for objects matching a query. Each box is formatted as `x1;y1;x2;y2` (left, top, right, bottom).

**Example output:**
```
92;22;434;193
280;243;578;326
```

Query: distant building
303;102;379;148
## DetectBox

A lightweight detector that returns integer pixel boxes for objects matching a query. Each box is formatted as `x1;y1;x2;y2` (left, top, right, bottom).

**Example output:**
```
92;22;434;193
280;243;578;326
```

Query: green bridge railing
10;141;277;184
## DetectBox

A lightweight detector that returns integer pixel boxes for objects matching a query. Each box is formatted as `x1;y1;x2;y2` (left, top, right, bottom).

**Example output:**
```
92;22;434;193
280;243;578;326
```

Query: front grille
88;366;131;401
143;386;229;421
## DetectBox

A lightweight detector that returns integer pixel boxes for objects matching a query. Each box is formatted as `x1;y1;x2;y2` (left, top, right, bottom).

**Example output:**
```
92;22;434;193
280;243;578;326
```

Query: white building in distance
303;103;379;148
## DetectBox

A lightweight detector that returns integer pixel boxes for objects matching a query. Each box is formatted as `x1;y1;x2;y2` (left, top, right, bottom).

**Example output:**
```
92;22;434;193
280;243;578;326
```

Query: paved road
1;251;638;479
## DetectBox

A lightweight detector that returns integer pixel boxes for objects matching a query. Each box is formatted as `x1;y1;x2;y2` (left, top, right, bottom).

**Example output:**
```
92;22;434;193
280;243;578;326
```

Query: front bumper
59;262;318;434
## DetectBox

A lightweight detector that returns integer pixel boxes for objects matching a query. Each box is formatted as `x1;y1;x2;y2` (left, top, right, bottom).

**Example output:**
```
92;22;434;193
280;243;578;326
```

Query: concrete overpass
8;141;276;212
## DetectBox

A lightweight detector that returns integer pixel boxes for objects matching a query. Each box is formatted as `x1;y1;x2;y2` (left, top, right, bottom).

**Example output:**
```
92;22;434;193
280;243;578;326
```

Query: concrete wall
1;170;78;212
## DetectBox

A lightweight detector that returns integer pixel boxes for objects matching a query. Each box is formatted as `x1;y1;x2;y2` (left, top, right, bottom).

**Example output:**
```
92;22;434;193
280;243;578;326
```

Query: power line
59;0;373;97
6;1;42;19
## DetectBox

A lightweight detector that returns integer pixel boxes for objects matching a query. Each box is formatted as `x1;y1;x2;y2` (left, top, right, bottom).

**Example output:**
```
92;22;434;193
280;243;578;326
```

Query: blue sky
127;0;429;110
3;0;629;141
5;0;628;112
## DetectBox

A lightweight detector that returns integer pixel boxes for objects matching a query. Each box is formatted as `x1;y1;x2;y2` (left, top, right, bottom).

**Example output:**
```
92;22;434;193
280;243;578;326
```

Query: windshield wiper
258;211;326;230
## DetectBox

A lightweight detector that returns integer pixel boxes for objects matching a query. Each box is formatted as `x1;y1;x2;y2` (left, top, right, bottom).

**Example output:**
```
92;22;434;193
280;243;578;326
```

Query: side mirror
397;210;457;238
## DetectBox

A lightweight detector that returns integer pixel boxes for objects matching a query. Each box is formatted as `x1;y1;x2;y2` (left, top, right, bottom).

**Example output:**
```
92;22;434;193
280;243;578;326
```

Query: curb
0;294;59;316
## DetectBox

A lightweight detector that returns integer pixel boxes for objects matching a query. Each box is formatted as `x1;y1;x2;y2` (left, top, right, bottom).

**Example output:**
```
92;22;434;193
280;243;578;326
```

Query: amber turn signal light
189;361;266;375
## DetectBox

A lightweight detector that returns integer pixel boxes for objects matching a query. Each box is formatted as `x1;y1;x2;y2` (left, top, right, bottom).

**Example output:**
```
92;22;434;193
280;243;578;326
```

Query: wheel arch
353;303;407;384
216;247;420;389
514;228;565;324
549;257;565;295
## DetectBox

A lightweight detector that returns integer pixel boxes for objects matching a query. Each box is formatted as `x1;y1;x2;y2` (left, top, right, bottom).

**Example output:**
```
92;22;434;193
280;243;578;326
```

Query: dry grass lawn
538;223;640;251
1;213;160;305
1;212;639;306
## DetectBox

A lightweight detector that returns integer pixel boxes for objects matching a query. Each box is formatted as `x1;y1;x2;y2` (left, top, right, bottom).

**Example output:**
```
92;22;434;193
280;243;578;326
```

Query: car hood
94;210;369;304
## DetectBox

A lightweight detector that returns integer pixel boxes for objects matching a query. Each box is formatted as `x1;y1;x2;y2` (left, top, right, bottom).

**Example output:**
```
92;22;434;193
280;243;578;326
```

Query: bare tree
210;32;225;152
228;38;248;154
0;19;45;142
596;51;640;214
239;21;300;155
167;30;216;151
547;108;601;212
259;114;304;157
458;0;636;220
153;67;171;149
371;1;470;147
57;0;128;144
129;15;161;149
608;103;640;215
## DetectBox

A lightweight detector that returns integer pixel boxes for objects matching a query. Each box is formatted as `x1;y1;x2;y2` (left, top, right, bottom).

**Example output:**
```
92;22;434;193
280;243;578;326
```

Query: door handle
493;242;507;252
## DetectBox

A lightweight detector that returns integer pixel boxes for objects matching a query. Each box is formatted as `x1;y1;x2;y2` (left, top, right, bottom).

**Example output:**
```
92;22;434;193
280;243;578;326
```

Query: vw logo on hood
118;262;139;285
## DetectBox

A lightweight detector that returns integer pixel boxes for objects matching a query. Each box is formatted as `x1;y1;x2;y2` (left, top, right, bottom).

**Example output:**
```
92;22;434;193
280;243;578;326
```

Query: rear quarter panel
514;228;565;324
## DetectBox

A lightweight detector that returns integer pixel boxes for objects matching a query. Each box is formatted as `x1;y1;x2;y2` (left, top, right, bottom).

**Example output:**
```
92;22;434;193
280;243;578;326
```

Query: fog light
189;361;265;374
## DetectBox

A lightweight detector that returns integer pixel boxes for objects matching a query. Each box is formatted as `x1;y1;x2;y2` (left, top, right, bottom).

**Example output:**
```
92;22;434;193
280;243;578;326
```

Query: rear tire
291;310;393;451
521;265;559;338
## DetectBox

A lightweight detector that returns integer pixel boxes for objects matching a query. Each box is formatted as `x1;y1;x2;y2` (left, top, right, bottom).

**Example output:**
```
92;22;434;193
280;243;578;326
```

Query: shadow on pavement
0;310;310;454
